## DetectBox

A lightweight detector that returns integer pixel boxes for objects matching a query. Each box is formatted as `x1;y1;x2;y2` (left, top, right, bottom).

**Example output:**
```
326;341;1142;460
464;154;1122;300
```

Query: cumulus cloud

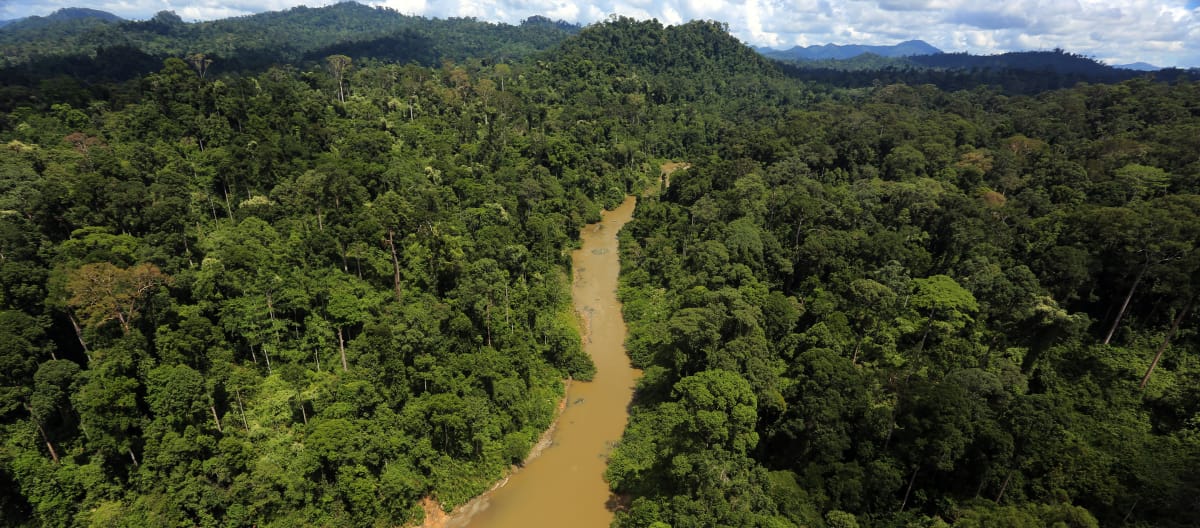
945;10;1029;30
0;0;334;20
1;0;1196;67
876;0;937;12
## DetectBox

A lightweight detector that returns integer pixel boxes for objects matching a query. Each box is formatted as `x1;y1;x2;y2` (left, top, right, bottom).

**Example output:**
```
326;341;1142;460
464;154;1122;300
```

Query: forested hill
541;17;809;117
773;48;1199;94
2;10;1200;528
553;18;773;77
0;7;123;26
0;2;578;104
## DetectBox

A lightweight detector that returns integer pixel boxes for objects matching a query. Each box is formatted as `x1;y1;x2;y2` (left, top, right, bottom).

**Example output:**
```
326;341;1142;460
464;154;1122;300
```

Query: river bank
415;379;572;528
416;195;640;528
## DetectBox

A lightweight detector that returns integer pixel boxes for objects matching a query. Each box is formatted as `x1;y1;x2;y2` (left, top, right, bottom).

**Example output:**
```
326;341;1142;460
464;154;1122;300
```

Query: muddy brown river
445;196;640;528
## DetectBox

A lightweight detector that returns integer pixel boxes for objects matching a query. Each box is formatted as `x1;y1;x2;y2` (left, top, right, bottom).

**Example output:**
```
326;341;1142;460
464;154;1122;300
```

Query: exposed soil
659;161;690;190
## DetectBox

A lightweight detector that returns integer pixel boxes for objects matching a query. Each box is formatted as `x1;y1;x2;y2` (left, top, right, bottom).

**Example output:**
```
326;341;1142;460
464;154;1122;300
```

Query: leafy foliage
1;8;1198;528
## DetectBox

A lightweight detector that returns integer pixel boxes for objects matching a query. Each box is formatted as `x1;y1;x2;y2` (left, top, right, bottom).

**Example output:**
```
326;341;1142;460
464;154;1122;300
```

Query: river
443;195;640;528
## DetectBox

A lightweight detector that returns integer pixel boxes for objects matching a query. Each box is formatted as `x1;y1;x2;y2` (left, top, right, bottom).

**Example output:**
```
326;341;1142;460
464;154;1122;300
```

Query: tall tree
327;55;352;104
66;262;171;335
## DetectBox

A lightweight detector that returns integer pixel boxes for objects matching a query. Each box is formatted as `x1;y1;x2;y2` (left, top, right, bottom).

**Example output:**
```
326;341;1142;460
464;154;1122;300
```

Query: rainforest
1;4;1198;527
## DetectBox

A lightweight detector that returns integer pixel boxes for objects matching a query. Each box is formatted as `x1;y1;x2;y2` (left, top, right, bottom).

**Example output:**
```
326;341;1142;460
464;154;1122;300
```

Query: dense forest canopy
0;3;580;112
1;6;1198;528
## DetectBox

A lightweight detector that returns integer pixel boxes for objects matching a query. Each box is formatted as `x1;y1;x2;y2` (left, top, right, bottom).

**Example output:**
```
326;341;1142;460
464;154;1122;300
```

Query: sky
1;0;1198;67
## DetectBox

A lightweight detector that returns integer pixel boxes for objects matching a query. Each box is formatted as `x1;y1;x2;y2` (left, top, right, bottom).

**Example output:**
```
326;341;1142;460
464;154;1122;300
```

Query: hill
769;48;1198;94
40;7;123;22
0;8;125;60
1115;61;1161;71
0;3;578;74
0;7;123;37
759;39;941;61
909;49;1122;75
0;3;580;110
0;7;123;29
553;17;777;78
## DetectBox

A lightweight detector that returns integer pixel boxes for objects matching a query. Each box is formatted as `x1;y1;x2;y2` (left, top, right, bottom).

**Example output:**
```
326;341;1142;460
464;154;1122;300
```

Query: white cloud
1;0;1196;67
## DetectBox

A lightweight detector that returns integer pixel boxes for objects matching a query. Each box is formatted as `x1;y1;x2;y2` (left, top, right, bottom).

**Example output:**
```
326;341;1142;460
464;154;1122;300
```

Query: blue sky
2;0;1198;67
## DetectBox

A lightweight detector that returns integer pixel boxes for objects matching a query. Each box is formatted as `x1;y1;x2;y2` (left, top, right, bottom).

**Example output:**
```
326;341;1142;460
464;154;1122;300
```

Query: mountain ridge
0;2;579;86
1114;61;1161;71
0;7;123;29
758;39;942;61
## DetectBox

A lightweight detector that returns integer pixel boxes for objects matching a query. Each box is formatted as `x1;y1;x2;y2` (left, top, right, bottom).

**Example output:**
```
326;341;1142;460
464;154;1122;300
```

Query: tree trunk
235;389;250;431
128;448;139;467
296;389;309;425
899;466;918;512
183;230;194;268
916;313;934;354
994;471;1012;503
67;313;90;360
265;292;277;323
338;326;348;372
210;404;223;433
485;298;493;348
387;229;403;302
505;283;512;334
1104;259;1149;345
223;185;234;218
1122;498;1140;525
1139;295;1194;389
35;422;59;464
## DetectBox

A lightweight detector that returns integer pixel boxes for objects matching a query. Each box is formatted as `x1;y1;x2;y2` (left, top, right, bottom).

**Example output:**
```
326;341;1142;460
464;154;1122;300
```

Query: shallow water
449;196;640;528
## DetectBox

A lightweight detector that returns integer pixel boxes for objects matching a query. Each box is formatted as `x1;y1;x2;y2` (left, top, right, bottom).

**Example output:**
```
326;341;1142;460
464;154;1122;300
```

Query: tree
29;360;81;463
909;274;979;355
185;53;213;80
71;338;147;468
327;55;352;103
369;191;418;302
66;262;171;335
1092;198;1199;345
0;310;47;419
1139;294;1194;389
320;270;382;372
671;369;759;455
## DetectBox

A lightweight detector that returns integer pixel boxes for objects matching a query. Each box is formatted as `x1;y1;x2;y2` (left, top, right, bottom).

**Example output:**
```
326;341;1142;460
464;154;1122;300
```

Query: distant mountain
0;7;122;30
770;46;1200;95
0;2;581;104
759;40;941;61
908;50;1126;76
1114;62;1160;71
0;2;578;73
44;7;123;22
